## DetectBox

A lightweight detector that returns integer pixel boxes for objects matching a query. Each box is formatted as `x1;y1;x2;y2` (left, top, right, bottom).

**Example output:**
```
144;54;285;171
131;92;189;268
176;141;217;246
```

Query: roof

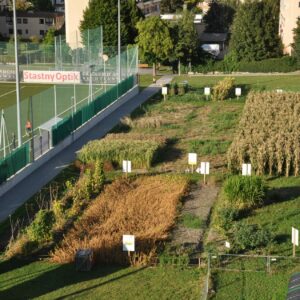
200;32;228;43
0;10;64;18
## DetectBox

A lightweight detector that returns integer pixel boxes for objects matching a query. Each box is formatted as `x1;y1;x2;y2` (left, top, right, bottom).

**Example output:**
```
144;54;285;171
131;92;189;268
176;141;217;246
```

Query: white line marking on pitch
0;86;25;99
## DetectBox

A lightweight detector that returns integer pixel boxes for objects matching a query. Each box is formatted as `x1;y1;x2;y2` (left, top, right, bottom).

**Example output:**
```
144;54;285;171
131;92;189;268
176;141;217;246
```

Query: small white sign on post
204;87;211;96
123;235;135;252
242;164;252;176
200;162;210;175
292;227;299;257
276;89;283;93
200;162;210;184
123;160;132;174
162;86;168;96
235;88;242;97
188;153;197;173
225;241;231;249
162;86;168;101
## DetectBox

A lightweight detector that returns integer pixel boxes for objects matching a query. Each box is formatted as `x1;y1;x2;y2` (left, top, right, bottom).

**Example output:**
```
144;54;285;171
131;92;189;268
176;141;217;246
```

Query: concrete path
0;76;173;222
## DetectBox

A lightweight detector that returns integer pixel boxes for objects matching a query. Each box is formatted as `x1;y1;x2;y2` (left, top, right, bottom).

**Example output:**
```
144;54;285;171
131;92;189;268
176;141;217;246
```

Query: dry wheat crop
51;175;188;265
228;92;300;176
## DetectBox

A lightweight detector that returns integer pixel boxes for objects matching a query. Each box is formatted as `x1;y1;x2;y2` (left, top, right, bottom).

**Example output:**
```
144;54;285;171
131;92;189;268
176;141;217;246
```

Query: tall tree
229;0;281;61
174;10;199;72
80;0;143;49
136;16;173;81
160;0;184;14
203;1;236;33
293;19;300;66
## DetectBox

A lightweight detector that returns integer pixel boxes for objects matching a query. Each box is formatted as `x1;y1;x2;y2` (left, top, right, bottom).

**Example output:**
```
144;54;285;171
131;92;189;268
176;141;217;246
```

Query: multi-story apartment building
64;0;89;48
279;0;300;55
136;0;161;17
0;10;64;39
51;0;65;12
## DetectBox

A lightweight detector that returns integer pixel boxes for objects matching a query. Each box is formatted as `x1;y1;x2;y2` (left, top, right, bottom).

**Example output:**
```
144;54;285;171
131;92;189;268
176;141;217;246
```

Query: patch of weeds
188;140;231;156
180;213;203;229
211;111;240;133
162;124;181;130
184;111;198;122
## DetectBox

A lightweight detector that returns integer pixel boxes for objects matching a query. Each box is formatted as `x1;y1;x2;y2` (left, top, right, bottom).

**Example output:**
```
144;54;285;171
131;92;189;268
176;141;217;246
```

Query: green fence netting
51;75;135;147
0;142;30;184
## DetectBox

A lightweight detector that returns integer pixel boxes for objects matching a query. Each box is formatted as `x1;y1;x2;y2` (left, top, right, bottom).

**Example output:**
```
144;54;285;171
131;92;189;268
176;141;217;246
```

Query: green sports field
0;81;104;153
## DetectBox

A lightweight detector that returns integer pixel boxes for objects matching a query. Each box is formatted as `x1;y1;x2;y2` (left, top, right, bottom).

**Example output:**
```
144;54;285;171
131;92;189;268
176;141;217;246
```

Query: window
17;18;21;24
23;18;28;24
45;18;53;25
25;29;28;34
6;17;12;24
9;29;13;34
17;29;22;35
40;30;45;36
39;18;44;24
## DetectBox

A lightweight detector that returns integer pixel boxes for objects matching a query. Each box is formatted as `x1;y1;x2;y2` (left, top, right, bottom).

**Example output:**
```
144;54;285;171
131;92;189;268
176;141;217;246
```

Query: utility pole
13;0;22;147
118;0;121;83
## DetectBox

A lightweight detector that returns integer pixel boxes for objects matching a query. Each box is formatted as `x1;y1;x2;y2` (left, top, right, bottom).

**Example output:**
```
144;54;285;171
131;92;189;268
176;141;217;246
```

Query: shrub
212;77;235;101
27;210;56;243
232;223;273;252
223;176;266;210
215;206;240;232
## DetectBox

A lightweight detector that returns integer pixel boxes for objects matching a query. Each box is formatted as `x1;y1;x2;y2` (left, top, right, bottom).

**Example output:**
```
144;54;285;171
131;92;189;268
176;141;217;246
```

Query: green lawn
0;82;103;154
0;259;202;300
210;176;300;299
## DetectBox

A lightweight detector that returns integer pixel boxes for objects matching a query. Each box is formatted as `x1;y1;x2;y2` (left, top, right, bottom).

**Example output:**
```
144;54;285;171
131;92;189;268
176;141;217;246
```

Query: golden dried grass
51;175;188;266
228;92;300;176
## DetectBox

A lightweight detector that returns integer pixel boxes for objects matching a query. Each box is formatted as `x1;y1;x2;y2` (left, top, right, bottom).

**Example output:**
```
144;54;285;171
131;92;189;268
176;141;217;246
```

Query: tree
229;0;282;61
136;16;173;81
174;10;199;73
43;28;55;45
8;0;33;10
80;0;143;49
293;19;300;66
203;1;236;33
160;0;184;14
31;0;53;11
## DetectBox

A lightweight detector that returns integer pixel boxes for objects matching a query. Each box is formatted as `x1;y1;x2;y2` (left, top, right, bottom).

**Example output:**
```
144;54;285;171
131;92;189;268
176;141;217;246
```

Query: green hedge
192;56;299;74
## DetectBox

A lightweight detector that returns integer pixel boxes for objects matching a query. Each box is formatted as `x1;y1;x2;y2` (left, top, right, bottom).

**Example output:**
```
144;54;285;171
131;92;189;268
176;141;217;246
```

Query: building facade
279;0;300;55
64;0;89;48
0;10;64;39
136;0;161;17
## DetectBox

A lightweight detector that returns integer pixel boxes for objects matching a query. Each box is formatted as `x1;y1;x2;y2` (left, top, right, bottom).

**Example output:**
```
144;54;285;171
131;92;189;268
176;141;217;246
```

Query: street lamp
12;0;22;147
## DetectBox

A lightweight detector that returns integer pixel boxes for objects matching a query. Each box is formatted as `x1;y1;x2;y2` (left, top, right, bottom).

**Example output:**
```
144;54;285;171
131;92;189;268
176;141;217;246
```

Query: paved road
0;77;173;222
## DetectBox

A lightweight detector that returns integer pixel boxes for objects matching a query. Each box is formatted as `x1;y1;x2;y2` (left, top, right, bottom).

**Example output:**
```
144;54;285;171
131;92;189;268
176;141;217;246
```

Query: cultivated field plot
0;82;103;149
228;92;300;176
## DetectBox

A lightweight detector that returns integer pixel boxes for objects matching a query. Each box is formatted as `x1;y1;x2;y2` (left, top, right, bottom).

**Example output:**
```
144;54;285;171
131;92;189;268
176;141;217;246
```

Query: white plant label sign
123;160;132;173
200;162;210;175
292;227;299;246
225;241;231;249
242;164;251;176
188;153;197;165
123;235;135;252
204;87;211;96
162;87;168;95
235;88;242;97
